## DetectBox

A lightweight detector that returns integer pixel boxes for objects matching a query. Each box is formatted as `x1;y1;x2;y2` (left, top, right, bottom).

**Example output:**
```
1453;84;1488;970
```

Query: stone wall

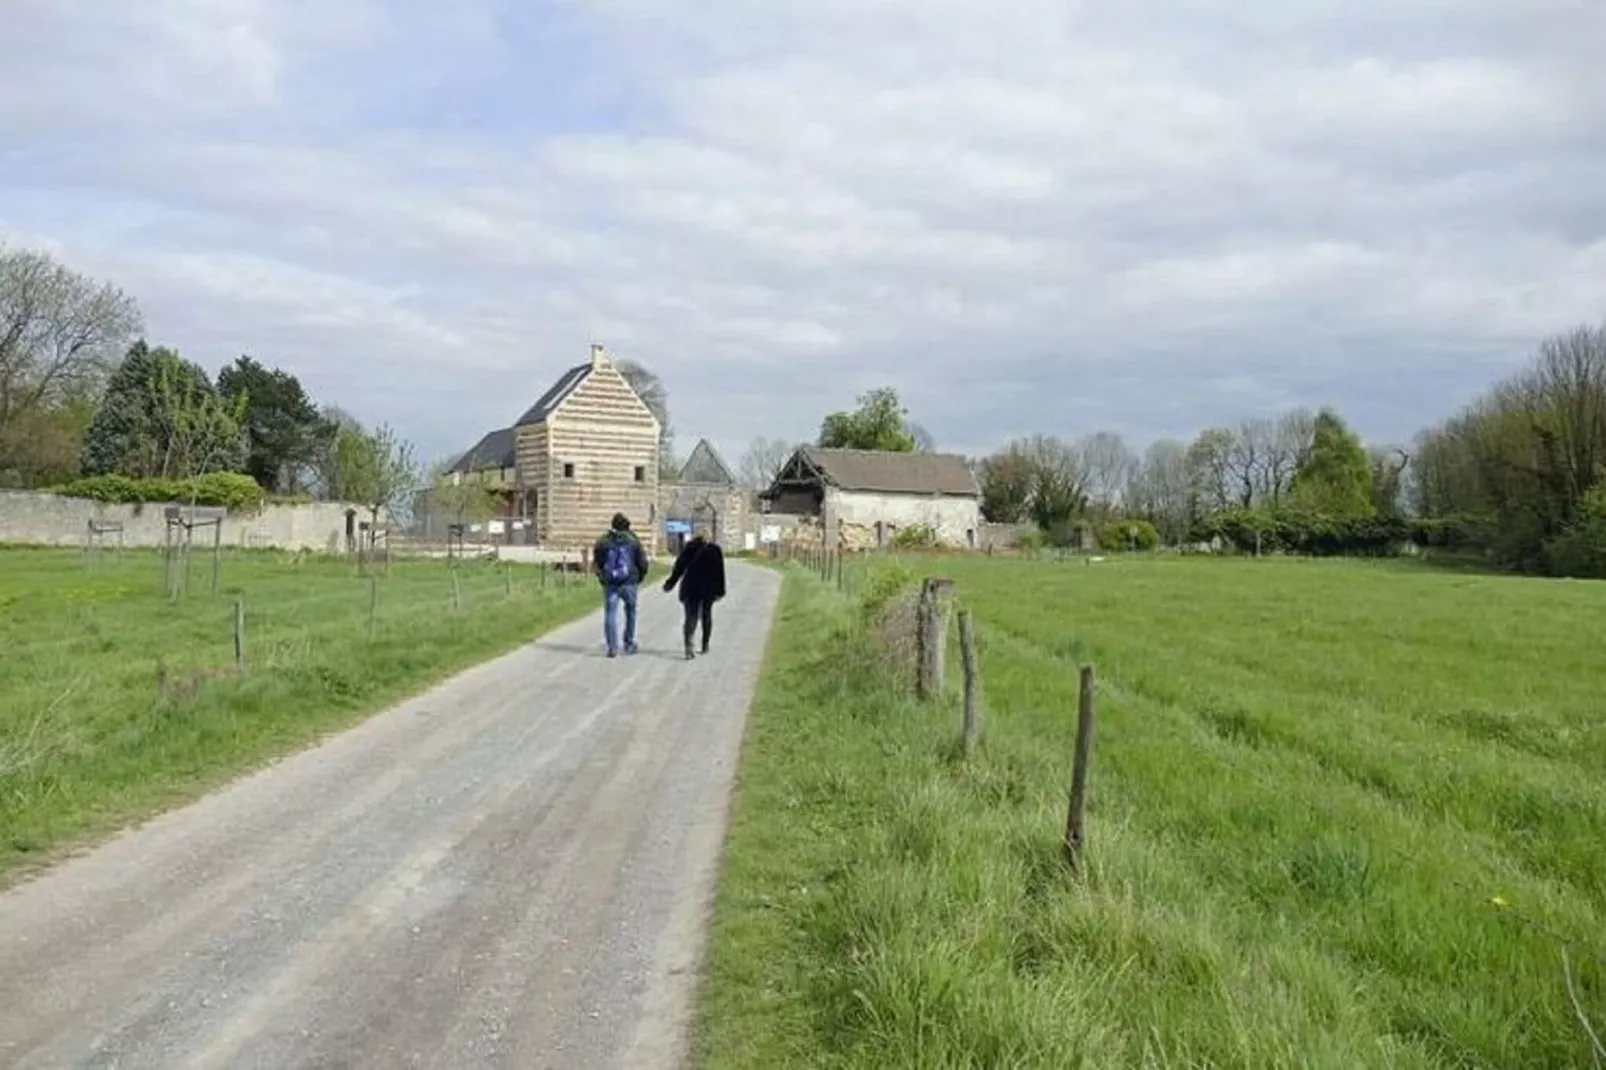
827;489;981;550
0;491;375;552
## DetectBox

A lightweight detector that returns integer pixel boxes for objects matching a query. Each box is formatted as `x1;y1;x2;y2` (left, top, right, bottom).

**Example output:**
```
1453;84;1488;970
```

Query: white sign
488;520;505;535
744;532;758;551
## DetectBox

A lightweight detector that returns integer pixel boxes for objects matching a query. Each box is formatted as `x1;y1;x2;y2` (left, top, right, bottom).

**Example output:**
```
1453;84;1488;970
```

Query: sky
3;0;1604;470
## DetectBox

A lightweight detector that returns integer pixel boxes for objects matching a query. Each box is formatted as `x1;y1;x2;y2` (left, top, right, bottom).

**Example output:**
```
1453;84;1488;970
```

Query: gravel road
0;562;781;1069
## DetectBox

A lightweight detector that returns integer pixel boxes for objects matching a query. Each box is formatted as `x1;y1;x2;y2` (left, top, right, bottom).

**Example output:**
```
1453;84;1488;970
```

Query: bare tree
1079;431;1136;512
740;436;799;489
0;244;141;443
1266;407;1315;505
615;359;677;478
909;421;937;453
1186;428;1235;513
1226;418;1269;508
1128;438;1192;542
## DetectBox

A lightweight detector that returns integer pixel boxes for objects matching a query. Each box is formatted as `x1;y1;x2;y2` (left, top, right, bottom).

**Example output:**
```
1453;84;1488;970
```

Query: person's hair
611;513;630;531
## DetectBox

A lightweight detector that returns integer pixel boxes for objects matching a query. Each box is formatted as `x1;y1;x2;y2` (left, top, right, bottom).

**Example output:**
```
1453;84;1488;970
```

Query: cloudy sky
3;0;1604;468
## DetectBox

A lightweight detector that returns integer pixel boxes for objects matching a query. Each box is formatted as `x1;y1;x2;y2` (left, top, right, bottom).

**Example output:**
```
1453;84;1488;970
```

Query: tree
740;436;798;489
217;356;324;492
1079;431;1136;513
1369;446;1411;518
818;387;919;451
1016;434;1086;532
978;444;1036;523
1186;428;1235;514
615;359;677;479
1288;408;1374;518
309;405;363;500
150;356;248;481
0;244;142;447
335;422;420;531
427;458;503;526
82;341;245;479
909;422;937;453
1127;438;1193;544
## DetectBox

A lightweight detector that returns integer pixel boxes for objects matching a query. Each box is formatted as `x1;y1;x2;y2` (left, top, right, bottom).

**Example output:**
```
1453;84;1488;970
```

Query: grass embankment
0;548;597;881
696;555;1606;1069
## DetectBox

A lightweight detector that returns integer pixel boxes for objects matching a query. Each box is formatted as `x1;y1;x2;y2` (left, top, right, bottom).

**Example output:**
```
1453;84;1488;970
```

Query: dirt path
0;562;781;1069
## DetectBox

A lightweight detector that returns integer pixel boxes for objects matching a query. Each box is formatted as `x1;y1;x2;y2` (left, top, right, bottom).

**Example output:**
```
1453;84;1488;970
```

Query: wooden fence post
505;562;513;596
959;609;980;757
368;575;379;639
451;569;462;611
917;577;954;700
1064;664;1097;871
233;599;246;674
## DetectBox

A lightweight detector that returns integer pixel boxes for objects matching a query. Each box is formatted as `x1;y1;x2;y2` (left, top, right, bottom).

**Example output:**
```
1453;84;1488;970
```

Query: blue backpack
602;538;635;584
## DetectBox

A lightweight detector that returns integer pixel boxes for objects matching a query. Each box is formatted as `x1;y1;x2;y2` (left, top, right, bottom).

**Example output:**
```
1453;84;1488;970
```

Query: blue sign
665;520;693;534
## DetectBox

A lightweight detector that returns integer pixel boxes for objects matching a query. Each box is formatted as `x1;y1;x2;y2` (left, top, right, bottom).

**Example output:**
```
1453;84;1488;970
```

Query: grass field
0;547;598;881
695;555;1606;1069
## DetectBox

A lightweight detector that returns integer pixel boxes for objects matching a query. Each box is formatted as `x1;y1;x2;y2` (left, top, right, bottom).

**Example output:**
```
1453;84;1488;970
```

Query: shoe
606;649;618;658
626;643;639;655
700;642;710;654
684;645;696;660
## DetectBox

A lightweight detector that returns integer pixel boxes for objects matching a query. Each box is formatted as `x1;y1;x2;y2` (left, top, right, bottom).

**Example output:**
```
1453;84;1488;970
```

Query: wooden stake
1064;664;1097;871
368;575;379;639
505;562;513;596
451;570;462;610
959;609;980;758
233;599;246;674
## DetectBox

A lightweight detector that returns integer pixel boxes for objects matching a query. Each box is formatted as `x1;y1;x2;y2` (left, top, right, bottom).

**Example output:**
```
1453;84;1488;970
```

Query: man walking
662;531;727;660
593;512;650;657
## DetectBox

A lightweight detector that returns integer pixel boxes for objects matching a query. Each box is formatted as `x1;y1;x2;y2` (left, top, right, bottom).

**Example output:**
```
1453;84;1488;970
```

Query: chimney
590;343;608;368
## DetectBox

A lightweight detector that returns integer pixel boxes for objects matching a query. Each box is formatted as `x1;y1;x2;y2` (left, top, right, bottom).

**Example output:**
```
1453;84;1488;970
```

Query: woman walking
662;532;727;660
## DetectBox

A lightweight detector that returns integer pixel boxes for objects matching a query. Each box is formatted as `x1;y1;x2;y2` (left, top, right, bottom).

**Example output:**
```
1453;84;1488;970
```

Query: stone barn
660;439;749;554
760;446;981;551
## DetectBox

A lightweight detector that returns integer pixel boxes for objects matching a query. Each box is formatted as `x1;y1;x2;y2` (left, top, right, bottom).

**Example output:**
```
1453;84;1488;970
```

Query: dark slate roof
513;362;591;427
799;447;979;497
448;426;516;474
678;439;735;485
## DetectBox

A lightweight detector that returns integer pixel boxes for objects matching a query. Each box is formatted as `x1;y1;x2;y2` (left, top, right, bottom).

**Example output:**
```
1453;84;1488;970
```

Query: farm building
760;446;981;550
660;438;751;554
440;344;661;553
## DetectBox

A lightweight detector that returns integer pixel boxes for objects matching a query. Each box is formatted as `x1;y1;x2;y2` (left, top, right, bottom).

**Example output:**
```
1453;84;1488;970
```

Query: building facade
442;344;662;553
760;446;982;551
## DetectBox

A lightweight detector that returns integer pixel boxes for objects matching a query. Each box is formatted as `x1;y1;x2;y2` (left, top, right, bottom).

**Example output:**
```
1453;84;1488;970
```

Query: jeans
682;598;714;650
603;583;639;653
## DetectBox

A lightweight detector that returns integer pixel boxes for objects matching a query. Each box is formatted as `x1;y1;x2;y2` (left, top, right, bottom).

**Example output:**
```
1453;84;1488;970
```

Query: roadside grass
695;554;1606;1069
0;547;597;882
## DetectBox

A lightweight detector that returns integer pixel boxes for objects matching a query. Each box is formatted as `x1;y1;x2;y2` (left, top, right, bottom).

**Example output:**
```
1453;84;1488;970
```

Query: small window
634;465;646;483
562;462;575;479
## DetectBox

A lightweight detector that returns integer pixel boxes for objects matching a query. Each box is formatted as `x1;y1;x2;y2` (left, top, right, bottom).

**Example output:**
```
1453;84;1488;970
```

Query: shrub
889;523;939;550
55;472;266;511
1545;485;1606;578
857;557;918;624
1191;507;1412;557
1097;518;1160;552
1017;527;1048;555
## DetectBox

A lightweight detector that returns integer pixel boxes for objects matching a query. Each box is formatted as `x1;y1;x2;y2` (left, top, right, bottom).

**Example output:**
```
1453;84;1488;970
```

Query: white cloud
3;0;1605;468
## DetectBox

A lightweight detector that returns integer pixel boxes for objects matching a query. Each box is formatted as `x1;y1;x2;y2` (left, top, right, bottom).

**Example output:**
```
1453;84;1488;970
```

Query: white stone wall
826;489;980;548
0;491;377;552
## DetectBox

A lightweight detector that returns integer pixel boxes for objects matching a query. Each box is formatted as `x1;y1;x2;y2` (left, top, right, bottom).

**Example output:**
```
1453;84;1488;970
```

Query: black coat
663;537;727;604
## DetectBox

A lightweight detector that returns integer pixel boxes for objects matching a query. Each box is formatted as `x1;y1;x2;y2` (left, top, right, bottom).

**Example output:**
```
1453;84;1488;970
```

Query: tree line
748;326;1606;578
1;243;419;521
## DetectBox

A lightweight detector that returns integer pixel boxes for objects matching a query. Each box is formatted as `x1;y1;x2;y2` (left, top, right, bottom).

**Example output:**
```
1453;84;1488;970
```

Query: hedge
1189;508;1493;558
54;473;266;511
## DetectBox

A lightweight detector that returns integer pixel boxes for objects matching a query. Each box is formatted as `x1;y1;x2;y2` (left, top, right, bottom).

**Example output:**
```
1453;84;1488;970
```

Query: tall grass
0;547;597;880
695;556;1606;1069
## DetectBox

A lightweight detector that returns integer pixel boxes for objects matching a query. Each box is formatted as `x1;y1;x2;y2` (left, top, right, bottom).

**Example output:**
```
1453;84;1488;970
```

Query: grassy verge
0;547;598;882
694;555;1606;1069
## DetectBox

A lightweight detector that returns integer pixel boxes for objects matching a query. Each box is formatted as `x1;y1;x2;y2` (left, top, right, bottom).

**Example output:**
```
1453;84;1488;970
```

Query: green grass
0;547;598;881
695;555;1606;1069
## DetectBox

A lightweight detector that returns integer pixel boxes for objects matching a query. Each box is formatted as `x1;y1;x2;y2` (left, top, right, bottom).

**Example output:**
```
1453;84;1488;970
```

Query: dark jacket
593;529;650;586
663;537;726;604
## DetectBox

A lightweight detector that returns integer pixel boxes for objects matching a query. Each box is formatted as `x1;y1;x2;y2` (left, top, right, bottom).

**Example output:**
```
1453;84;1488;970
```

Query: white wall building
760;446;981;550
